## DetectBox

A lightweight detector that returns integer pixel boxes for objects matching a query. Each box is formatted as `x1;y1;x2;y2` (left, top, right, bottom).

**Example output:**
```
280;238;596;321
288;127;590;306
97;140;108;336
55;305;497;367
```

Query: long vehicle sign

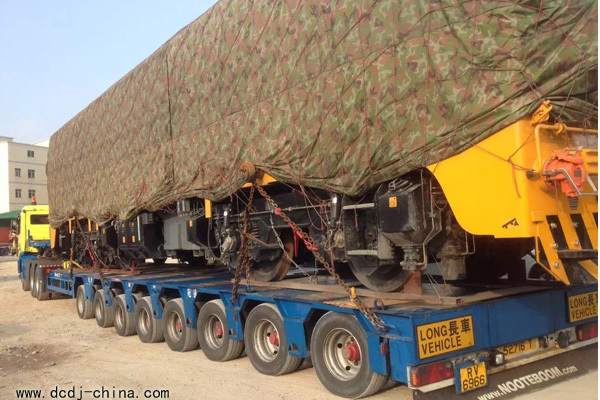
568;291;598;323
417;316;474;359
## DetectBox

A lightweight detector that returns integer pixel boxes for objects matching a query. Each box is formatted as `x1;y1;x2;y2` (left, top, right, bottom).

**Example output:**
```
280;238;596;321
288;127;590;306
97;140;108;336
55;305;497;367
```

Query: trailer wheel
76;285;95;319
94;289;115;328
35;266;50;301
135;296;164;343
114;294;136;336
311;312;387;398
29;263;37;297
163;298;198;352
21;261;31;291
197;299;244;361
244;303;302;376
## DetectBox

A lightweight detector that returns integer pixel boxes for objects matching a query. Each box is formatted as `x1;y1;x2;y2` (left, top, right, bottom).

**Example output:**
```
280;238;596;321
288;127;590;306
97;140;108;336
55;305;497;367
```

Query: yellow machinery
429;101;598;284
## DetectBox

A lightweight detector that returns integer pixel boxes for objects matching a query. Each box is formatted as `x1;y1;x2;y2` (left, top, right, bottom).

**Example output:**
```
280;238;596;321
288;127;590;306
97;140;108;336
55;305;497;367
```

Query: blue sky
0;0;217;144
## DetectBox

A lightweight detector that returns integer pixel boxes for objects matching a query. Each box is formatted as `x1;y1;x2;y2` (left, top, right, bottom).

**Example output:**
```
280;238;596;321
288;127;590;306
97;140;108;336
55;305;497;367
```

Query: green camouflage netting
47;0;598;227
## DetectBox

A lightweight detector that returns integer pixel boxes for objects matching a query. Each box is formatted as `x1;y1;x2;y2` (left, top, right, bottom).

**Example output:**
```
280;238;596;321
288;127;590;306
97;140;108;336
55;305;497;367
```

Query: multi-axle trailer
18;257;598;399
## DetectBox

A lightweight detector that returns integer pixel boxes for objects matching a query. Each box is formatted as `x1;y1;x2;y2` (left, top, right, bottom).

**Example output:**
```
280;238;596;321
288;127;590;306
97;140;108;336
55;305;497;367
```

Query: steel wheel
252;319;280;362
348;256;412;292
138;308;151;337
251;231;293;282
311;312;388;398
115;303;125;327
163;298;198;352
114;294;137;336
203;314;225;350
323;328;362;381
76;285;94;319
167;310;183;342
244;303;302;376
77;289;85;314
29;264;36;297
197;299;244;361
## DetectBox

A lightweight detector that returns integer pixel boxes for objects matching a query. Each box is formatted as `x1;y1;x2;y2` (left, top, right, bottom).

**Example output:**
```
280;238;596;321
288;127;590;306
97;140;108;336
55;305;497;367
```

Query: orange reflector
411;360;454;387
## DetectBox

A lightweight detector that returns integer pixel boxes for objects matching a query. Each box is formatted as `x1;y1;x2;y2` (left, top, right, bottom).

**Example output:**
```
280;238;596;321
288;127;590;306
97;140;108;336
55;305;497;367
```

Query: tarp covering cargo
47;0;598;227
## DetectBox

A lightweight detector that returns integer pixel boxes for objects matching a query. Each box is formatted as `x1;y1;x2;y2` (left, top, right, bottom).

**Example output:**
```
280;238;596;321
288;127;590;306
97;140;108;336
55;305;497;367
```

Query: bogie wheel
348;256;412;292
244;303;302;376
251;231;294;282
76;285;95;319
29;263;37;297
94;289;115;328
311;312;387;398
135;296;164;343
197;299;244;361
114;294;138;336
163;298;198;352
21;261;31;291
35;266;51;301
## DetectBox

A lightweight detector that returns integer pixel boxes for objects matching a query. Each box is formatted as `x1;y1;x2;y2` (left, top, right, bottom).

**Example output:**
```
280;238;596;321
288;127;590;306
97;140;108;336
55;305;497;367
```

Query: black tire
21;262;31;291
163;298;198;352
29;263;37;297
94;289;115;328
76;285;95;319
35;266;50;301
135;296;164;343
311;312;387;398
197;299;244;361
114;294;138;336
244;303;302;376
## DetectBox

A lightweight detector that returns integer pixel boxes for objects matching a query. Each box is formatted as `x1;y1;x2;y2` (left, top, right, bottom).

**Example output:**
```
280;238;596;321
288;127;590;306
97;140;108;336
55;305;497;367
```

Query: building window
15;189;21;198
15;168;21;177
28;189;36;199
27;150;34;157
28;169;35;178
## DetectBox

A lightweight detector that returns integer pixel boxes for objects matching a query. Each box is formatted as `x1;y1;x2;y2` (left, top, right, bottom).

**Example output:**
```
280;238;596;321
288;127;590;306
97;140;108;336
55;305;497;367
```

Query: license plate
498;338;538;357
458;362;487;393
568;291;598;322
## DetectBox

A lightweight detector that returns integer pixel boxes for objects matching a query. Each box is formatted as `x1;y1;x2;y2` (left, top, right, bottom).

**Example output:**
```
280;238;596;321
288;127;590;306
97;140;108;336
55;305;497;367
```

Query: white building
0;136;49;212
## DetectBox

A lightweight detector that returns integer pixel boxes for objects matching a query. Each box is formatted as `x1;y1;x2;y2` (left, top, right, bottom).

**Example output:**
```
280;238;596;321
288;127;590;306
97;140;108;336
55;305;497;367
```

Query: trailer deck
19;262;598;398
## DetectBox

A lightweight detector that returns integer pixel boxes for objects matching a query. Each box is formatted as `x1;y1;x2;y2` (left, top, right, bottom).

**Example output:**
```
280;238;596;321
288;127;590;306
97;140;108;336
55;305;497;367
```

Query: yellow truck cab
16;204;51;291
17;204;51;254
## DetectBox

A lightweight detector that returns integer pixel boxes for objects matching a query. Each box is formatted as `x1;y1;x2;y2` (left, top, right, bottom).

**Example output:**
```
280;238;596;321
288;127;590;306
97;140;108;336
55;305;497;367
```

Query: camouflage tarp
47;0;598;227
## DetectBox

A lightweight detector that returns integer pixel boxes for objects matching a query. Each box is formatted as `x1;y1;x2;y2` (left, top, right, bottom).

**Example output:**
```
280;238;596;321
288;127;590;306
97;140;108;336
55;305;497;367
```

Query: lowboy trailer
19;260;598;399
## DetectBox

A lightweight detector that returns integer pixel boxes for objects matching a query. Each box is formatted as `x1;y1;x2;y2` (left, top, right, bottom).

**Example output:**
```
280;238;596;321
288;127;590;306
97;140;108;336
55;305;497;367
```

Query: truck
15;185;599;398
0;210;19;256
15;0;599;398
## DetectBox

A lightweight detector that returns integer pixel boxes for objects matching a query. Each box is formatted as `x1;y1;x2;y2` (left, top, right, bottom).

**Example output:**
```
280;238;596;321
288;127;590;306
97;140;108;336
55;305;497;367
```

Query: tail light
411;360;454;387
576;322;598;341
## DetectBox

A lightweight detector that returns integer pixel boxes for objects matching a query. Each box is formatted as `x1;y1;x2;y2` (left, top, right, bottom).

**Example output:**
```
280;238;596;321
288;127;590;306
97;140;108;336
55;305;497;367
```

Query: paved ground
0;257;596;400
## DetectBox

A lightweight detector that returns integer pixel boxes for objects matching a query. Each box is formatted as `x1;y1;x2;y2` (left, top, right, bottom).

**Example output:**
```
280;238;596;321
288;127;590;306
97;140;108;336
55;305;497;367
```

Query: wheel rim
251;231;293;282
95;298;103;319
77;291;84;314
35;277;40;295
252;319;280;362
167;311;183;342
115;304;125;328
348;256;412;292
139;308;151;335
323;328;362;381
204;314;225;350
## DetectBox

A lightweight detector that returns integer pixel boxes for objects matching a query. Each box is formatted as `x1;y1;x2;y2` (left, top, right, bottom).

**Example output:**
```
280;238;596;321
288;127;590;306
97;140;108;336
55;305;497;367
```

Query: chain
231;184;255;303
254;184;387;331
